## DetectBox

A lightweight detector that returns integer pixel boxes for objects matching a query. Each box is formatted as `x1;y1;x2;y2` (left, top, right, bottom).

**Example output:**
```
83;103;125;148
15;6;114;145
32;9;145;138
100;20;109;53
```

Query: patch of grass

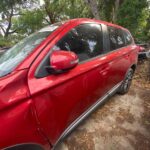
0;37;13;48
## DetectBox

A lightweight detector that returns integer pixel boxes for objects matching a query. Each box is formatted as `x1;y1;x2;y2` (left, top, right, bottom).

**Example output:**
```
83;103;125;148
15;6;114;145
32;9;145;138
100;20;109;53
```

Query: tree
117;0;148;38
143;1;150;42
84;0;100;19
42;0;92;23
43;0;68;23
13;9;44;35
112;0;120;22
1;0;149;44
0;0;37;37
100;0;124;22
64;0;92;19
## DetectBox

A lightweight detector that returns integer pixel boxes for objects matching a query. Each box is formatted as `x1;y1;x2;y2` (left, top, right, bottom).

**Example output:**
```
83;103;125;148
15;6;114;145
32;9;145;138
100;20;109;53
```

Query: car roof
63;18;128;31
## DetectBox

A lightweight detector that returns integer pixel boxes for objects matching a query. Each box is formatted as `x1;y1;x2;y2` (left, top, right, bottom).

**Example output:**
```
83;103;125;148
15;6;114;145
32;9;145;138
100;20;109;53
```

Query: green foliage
100;0;115;21
0;0;38;37
0;0;150;45
143;8;150;42
117;0;148;40
134;9;149;42
42;0;67;23
0;0;37;16
42;0;91;23
64;0;92;19
13;9;44;34
0;36;13;47
0;0;23;12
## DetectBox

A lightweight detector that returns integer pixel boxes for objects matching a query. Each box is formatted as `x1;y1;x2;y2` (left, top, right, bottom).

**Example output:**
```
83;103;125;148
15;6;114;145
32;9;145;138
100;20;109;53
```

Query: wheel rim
123;70;133;92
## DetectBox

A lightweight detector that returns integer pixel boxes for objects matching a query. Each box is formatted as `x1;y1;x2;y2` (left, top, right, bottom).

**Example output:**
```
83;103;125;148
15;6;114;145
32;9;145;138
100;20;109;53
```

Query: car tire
117;68;134;95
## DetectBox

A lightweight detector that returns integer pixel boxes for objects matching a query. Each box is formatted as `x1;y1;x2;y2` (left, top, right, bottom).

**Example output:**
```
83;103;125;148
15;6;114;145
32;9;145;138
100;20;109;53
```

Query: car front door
28;22;110;145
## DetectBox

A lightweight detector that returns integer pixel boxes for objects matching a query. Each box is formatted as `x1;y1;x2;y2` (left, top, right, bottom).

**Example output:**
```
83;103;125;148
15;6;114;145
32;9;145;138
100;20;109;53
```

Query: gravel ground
56;60;150;150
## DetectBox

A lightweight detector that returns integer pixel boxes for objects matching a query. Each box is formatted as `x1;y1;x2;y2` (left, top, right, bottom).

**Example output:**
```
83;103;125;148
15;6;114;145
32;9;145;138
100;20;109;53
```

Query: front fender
0;99;50;150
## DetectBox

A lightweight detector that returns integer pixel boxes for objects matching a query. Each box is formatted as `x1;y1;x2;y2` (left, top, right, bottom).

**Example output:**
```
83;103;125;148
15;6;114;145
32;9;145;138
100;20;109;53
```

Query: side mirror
48;50;79;74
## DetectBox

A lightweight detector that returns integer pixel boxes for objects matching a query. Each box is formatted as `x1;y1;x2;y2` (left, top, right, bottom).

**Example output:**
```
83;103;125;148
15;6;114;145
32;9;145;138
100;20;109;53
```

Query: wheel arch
130;64;137;72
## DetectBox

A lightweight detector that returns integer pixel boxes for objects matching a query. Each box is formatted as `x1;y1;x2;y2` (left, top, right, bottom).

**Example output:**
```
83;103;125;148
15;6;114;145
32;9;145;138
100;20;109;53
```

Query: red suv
0;18;138;150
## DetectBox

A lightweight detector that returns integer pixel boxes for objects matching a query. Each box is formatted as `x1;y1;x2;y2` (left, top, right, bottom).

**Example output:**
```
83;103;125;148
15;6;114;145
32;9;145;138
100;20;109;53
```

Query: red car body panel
137;45;145;52
0;18;138;149
28;46;137;145
0;70;50;149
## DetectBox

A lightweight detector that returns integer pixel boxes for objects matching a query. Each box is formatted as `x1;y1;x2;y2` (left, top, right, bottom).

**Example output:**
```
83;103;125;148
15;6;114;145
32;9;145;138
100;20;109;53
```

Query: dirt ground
56;60;150;150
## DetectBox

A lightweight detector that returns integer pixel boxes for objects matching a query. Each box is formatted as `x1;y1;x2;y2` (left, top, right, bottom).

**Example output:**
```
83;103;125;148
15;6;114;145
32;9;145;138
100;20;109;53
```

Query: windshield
0;25;59;78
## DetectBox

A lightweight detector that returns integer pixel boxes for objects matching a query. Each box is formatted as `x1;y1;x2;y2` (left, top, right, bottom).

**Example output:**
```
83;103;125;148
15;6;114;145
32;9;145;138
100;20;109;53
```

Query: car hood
0;69;30;111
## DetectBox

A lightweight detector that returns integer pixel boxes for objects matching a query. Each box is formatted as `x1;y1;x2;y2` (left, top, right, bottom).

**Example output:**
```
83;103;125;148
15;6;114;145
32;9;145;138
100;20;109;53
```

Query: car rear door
103;26;132;91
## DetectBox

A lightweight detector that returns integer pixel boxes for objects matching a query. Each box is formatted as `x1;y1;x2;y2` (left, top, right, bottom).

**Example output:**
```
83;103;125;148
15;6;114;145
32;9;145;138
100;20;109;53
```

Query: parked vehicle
0;18;138;150
137;45;150;59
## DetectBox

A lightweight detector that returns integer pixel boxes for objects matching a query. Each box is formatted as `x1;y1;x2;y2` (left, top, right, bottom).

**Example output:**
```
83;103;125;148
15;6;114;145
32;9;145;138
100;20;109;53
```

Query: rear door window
123;30;133;45
52;23;103;62
108;26;125;51
116;29;126;48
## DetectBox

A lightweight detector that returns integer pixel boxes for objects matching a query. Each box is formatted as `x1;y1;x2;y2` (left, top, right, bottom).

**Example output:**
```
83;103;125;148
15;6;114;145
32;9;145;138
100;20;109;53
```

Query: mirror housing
48;50;78;74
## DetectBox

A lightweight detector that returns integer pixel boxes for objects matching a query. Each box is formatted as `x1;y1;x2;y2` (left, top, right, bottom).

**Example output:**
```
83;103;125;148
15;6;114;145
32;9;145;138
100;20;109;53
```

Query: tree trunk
84;0;100;19
44;0;56;24
112;0;120;23
4;7;13;38
45;6;55;24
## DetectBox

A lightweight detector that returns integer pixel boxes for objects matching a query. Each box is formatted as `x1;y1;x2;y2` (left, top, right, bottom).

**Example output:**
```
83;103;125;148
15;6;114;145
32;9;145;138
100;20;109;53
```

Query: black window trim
106;25;134;52
35;23;134;78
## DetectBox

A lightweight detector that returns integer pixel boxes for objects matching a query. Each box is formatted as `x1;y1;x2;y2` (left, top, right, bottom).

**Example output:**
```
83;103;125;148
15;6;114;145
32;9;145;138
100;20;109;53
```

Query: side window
116;29;125;48
123;30;133;45
108;26;117;51
52;24;103;62
108;26;125;51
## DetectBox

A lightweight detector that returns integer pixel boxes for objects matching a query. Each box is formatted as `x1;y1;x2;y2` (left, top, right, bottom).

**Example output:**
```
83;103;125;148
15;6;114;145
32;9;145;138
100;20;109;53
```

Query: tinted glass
52;24;103;61
123;30;133;45
116;29;125;48
108;26;125;51
0;25;60;78
108;26;117;51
